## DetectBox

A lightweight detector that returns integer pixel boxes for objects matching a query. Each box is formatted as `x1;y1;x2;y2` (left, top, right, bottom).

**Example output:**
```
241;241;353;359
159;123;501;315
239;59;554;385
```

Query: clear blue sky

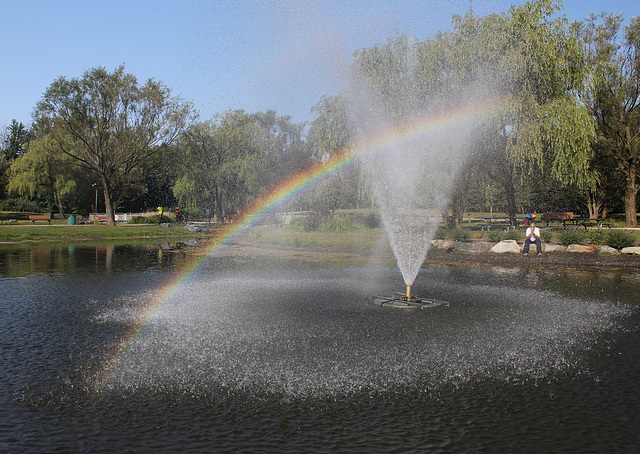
1;0;638;129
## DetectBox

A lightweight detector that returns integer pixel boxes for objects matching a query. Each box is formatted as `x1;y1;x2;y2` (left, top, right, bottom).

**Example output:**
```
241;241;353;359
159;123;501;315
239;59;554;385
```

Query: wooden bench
541;212;573;227
29;214;53;224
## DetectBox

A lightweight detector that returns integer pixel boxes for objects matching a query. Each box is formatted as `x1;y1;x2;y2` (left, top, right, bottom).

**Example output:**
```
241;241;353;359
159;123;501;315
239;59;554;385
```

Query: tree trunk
53;189;65;218
501;172;517;223
214;188;224;225
624;166;638;227
586;190;605;220
101;177;116;226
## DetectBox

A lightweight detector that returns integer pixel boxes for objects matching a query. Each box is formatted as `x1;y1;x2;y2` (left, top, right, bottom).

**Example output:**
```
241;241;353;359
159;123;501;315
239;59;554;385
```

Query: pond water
1;244;639;452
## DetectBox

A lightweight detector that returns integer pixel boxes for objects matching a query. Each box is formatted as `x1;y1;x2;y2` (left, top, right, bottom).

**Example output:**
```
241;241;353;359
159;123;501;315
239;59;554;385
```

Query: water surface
1;244;638;452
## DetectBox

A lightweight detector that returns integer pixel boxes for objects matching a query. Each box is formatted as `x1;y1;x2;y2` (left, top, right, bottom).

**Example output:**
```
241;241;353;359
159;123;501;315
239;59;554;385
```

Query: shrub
606;230;637;249
486;230;503;243
318;215;356;232
447;227;472;242
128;215;168;224
357;212;381;229
557;229;586;246
502;229;521;241
301;214;323;232
585;229;608;245
0;198;45;212
434;227;447;240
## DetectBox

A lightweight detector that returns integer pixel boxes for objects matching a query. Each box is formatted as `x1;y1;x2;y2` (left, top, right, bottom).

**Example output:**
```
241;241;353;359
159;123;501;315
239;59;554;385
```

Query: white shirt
526;226;540;239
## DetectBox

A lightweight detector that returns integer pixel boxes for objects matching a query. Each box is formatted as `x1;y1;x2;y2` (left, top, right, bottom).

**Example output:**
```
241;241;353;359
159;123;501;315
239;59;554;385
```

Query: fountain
345;44;484;307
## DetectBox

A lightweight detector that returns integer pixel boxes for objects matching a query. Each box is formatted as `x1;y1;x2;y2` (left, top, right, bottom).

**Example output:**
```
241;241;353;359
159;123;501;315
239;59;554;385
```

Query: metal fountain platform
373;293;449;309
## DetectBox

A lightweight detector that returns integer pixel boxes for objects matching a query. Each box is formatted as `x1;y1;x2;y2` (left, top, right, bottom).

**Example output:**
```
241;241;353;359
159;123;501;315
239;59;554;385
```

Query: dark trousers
523;237;542;253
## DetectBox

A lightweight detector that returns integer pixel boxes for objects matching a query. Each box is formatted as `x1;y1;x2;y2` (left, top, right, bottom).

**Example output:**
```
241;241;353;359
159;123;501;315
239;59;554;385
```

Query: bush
502;229;521;241
128;215;169;224
434;227;447;240
356;212;381;229
557;229;586;246
585;229;608;245
486;230;503;243
318;215;356;232
0;198;45;212
447;227;472;242
301;214;323;232
606;230;637;249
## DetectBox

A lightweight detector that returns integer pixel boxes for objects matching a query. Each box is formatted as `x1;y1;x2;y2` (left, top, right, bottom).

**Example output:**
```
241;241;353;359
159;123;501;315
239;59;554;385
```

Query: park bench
28;214;53;224
541;211;573;227
542;212;611;229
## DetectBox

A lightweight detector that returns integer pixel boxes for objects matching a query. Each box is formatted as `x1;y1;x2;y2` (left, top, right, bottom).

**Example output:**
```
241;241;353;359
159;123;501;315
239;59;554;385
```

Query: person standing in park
523;221;542;255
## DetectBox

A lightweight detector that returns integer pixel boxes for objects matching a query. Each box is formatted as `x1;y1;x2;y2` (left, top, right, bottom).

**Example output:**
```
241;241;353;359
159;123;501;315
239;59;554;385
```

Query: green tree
575;14;640;226
174;110;309;221
349;1;595;222
7;136;76;216
1;120;31;199
307;95;372;210
33;64;193;225
253;110;311;190
2;119;30;161
452;0;595;221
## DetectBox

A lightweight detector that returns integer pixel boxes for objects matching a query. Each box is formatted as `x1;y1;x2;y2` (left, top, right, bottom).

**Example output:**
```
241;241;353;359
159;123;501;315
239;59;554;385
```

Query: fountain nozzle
405;284;412;302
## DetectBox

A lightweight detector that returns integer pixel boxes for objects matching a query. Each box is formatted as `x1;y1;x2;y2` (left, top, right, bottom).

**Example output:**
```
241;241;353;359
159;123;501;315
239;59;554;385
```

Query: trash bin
68;215;76;225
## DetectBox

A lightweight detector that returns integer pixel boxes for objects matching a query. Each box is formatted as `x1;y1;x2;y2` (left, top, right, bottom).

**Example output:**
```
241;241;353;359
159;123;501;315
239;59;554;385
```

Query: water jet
346;44;481;304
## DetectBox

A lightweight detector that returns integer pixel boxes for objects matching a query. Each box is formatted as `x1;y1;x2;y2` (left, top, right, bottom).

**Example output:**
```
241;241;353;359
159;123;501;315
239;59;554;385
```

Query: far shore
2;222;640;270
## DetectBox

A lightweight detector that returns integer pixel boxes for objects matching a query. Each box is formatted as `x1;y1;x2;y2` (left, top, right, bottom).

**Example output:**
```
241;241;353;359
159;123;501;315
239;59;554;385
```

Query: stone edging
431;239;640;255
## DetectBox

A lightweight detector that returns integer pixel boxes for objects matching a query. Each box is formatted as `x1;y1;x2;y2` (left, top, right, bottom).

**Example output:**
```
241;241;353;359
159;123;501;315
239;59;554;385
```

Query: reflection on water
0;243;638;452
0;243;181;277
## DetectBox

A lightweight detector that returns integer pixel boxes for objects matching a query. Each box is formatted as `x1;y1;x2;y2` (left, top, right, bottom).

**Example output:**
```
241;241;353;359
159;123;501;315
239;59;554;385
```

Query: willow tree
349;0;595;222
575;14;640;226
451;0;595;221
7;136;76;216
33;65;193;225
307;95;373;210
174;110;308;221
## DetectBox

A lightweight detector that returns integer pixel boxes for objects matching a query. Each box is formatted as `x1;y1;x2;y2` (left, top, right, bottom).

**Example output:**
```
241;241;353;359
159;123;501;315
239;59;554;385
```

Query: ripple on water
93;270;635;400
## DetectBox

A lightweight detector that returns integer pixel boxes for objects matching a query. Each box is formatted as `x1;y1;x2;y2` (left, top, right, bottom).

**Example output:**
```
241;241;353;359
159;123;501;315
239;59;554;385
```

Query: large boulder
543;244;566;252
431;239;454;250
184;223;208;233
599;245;619;254
490;240;521;254
467;241;493;253
621;246;640;255
453;241;471;252
567;244;594;253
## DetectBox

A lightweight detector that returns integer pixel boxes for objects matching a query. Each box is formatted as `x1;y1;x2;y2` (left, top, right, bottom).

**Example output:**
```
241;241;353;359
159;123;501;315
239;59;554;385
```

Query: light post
92;183;98;214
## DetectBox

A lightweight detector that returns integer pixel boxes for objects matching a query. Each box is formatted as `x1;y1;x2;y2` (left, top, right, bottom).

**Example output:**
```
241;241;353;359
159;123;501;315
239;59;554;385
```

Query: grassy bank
0;223;210;244
244;224;385;252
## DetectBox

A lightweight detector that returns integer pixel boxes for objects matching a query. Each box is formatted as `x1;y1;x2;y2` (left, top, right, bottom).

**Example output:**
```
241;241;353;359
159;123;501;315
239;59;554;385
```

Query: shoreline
424;248;640;269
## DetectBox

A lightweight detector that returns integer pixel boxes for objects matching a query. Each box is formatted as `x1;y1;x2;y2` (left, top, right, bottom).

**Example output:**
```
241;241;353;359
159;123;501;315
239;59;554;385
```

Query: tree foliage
173;110;310;220
575;13;640;226
33;64;194;225
7;136;77;215
2;120;30;161
3;2;638;223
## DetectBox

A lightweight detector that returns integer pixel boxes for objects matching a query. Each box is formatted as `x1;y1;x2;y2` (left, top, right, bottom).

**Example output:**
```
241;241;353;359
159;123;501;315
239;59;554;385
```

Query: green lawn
0;223;210;244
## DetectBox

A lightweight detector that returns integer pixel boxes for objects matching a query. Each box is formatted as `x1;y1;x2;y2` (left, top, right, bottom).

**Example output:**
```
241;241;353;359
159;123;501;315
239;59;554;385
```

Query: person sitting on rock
523;221;542;255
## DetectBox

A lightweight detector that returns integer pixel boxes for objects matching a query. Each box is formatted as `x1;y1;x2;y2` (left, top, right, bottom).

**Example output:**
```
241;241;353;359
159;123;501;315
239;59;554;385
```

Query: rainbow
93;99;502;392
